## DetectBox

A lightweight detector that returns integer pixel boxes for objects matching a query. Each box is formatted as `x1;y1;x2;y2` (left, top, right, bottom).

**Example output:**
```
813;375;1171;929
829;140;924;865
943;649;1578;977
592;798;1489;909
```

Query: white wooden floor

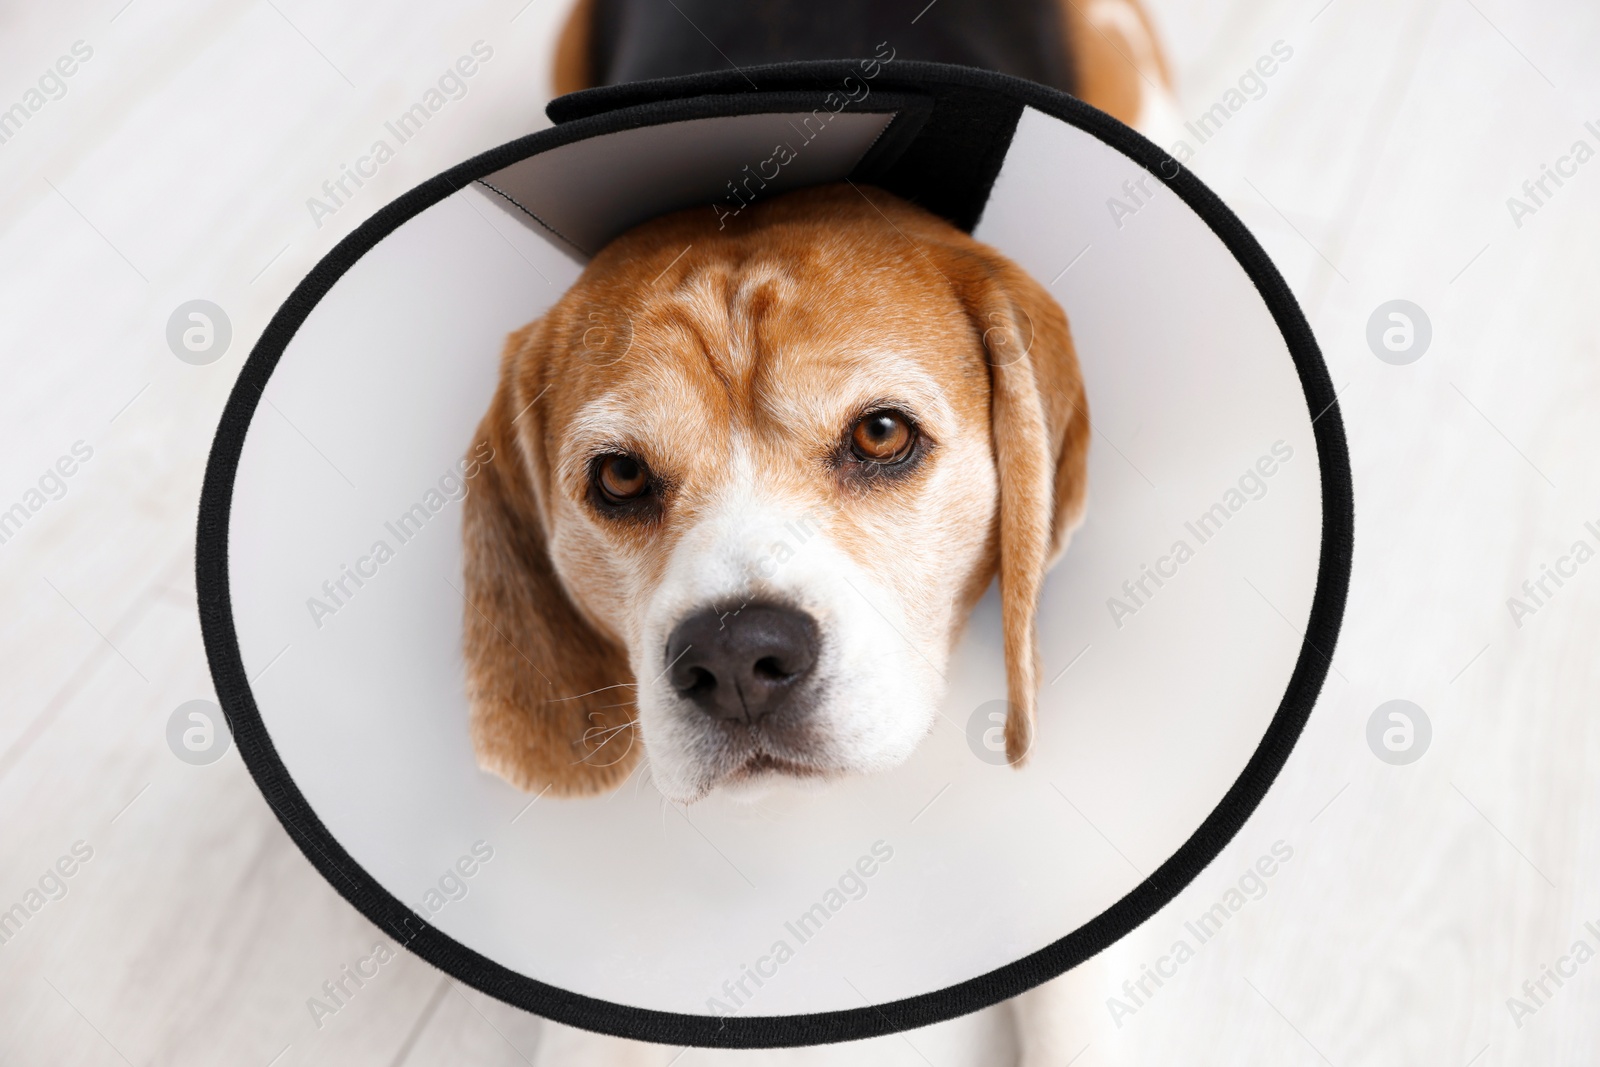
3;0;1598;1064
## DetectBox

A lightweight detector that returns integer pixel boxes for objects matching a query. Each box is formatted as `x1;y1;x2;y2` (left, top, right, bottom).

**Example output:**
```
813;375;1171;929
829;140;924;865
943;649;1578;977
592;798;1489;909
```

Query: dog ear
461;320;641;796
942;245;1090;765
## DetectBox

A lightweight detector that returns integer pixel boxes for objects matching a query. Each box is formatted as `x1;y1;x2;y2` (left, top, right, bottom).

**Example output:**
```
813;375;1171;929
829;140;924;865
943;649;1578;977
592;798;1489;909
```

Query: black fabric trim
551;61;1028;231
196;61;1353;1049
847;95;933;186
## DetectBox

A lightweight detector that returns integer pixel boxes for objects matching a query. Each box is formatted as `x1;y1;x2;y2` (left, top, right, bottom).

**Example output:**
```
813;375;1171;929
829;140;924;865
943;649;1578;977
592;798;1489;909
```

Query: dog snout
665;603;818;723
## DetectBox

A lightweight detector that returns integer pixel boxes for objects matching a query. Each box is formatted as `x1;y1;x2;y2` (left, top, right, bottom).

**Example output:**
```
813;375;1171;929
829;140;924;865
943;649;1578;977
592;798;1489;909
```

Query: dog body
580;0;1078;93
557;0;1175;131
463;1;1174;1061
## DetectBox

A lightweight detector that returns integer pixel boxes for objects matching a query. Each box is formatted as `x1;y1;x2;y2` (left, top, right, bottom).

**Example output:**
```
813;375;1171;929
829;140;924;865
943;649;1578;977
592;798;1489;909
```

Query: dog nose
665;603;818;723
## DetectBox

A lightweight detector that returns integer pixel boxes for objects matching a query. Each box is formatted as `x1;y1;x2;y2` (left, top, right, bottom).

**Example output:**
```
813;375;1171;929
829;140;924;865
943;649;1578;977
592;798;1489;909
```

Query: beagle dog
465;185;1088;803
463;0;1172;1060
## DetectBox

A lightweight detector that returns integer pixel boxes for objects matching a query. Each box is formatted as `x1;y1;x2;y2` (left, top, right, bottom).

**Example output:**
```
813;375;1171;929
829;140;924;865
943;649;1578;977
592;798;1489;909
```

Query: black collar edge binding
549;60;1038;232
194;61;1354;1049
548;59;1048;125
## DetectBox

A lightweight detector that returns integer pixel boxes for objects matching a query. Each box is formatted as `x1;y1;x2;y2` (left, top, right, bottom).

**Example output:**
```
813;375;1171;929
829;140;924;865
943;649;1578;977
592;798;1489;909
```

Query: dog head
462;184;1087;803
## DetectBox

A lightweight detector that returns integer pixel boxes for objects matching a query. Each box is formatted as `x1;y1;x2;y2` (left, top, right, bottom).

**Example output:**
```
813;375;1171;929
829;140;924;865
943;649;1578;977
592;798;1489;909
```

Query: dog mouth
728;752;827;781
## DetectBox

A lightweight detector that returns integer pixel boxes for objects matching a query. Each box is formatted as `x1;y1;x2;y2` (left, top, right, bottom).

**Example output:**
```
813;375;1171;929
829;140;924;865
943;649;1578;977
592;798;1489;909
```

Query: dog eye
595;454;651;503
850;410;916;463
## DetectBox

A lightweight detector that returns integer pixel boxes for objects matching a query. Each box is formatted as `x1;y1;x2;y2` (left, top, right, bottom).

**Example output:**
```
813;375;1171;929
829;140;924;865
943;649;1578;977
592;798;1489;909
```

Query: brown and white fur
464;1;1173;1062
465;185;1088;802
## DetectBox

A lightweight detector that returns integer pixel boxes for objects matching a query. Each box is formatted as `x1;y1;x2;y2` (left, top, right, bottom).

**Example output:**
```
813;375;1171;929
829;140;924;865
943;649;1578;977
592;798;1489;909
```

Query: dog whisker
549;682;639;702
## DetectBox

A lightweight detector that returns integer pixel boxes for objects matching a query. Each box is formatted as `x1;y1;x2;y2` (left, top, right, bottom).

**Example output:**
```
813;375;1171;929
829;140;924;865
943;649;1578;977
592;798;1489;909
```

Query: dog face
462;185;1087;803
